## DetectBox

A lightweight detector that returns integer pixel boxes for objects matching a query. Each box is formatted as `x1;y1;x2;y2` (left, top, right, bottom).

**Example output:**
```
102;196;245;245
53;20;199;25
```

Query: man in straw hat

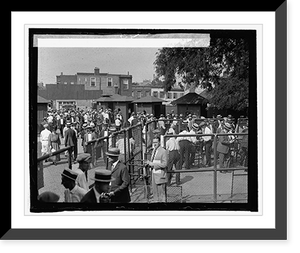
61;168;87;202
202;120;213;167
81;169;115;203
106;148;131;203
72;153;92;191
189;122;200;168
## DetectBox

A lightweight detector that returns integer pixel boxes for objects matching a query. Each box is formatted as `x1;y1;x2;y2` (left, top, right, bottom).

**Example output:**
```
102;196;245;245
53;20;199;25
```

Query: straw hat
105;148;120;157
90;169;115;183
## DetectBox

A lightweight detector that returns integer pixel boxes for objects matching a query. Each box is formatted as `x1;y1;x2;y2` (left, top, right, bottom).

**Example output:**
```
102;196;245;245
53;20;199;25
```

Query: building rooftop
171;92;207;105
132;96;165;103
96;94;134;103
38;95;50;104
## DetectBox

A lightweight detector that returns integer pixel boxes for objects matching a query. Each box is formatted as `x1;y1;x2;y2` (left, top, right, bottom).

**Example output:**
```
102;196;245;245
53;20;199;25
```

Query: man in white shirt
115;133;135;163
61;168;87;203
189;123;199;168
176;125;192;170
40;124;51;158
127;112;135;126
115;114;122;131
202;120;213;167
165;129;180;185
72;153;92;191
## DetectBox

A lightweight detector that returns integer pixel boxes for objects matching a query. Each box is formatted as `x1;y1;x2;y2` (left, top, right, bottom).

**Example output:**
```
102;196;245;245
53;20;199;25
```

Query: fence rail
36;120;248;204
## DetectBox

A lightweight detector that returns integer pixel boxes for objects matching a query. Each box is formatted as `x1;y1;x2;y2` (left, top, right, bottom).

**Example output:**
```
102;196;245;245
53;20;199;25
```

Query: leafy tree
154;36;250;110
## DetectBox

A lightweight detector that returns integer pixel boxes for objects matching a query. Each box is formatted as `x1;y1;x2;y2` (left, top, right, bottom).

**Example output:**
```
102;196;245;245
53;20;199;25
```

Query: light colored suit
151;146;168;184
150;146;168;202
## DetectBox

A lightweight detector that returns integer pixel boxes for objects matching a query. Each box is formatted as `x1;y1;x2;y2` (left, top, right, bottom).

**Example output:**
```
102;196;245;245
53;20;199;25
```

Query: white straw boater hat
90;169;115;182
105;148;120;157
192;123;199;130
61;168;78;181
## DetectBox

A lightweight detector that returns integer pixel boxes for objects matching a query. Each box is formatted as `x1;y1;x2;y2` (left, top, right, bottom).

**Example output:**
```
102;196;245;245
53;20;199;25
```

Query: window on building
90;77;96;87
173;93;177;99
145;91;150;97
123;79;129;90
137;91;141;98
159;91;165;99
167;92;172;99
153;91;158;97
108;77;112;87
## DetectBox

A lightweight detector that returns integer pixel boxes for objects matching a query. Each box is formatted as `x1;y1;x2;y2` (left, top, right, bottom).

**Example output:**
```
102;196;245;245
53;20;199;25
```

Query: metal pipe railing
163;132;248;203
37;146;73;169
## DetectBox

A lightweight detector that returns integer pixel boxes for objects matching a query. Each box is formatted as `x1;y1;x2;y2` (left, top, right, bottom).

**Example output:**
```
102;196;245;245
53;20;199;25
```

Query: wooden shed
171;92;208;117
37;95;50;134
96;94;134;122
132;96;165;118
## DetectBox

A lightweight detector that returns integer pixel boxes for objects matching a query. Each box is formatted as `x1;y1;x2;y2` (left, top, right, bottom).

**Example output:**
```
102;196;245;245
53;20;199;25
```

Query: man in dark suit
106;148;131;203
64;122;78;162
81;169;114;203
217;122;234;171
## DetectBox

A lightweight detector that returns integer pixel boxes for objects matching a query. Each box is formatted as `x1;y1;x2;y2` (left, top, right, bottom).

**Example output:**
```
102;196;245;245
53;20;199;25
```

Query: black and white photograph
6;4;290;244
31;29;257;212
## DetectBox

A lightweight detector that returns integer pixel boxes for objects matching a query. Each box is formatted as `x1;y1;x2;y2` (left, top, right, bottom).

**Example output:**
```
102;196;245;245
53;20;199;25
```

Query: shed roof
132;96;165;103
38;95;50;104
199;89;213;100
171;92;207;105
96;94;134;103
95;95;113;102
111;94;134;102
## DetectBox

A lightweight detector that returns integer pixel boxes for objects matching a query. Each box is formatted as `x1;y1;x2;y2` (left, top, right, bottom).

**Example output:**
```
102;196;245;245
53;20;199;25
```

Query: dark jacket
109;161;131;203
217;130;231;154
64;128;77;147
80;188;97;203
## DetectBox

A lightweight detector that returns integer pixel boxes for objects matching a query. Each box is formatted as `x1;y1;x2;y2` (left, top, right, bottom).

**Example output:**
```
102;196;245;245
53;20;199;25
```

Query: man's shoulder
75;185;88;195
73;166;84;175
117;161;126;169
80;189;95;202
158;146;167;153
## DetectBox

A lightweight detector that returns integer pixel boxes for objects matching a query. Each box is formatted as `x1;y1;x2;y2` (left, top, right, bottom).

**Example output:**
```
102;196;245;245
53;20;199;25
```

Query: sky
38;47;160;84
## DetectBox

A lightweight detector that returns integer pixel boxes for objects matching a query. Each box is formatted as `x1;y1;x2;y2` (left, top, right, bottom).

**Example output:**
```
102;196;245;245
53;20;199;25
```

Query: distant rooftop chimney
94;67;100;75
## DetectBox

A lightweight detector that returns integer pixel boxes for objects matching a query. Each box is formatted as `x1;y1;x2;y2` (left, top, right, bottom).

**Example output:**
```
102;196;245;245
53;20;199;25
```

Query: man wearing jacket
64;121;78;162
81;169;114;203
145;137;168;202
217;122;234;171
106;148;131;203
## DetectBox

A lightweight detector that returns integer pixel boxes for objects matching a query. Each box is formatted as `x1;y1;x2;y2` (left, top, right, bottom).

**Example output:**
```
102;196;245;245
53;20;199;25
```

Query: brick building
39;67;133;109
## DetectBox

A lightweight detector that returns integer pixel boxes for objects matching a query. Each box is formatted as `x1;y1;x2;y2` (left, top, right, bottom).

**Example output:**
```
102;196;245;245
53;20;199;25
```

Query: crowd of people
38;106;248;204
148;113;248;199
